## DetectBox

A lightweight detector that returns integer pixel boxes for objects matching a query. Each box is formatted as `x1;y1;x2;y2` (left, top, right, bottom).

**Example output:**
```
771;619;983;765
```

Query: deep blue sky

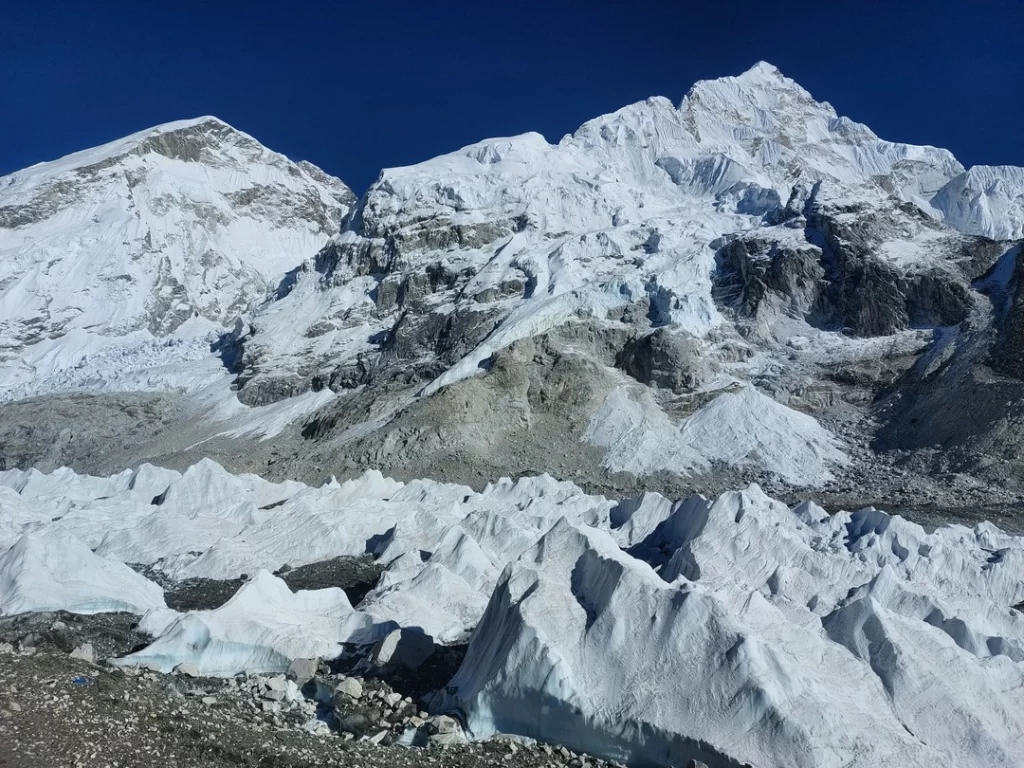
3;0;1022;194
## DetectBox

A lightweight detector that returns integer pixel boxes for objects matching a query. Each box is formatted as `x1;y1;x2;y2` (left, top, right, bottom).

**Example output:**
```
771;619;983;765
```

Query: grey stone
431;714;462;735
336;712;369;736
68;644;95;663
174;662;201;678
264;674;287;692
301;717;331;736
429;731;468;747
286;657;318;686
371;628;436;669
617;328;710;393
334;676;363;700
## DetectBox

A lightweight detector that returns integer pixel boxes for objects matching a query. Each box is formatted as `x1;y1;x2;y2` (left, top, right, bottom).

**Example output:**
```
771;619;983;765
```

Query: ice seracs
1;460;1022;765
446;486;1024;768
0;529;166;616
119;571;392;676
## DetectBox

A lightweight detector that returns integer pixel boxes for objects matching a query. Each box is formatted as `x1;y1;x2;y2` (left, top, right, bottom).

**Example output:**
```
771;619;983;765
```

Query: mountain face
0;117;354;399
220;63;1023;502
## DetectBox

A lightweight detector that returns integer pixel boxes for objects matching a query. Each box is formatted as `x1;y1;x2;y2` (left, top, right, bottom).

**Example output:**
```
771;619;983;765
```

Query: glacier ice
0;460;1022;765
119;571;393;676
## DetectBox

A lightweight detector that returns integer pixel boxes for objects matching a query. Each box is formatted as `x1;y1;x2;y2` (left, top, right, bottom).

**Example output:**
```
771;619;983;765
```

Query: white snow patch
586;384;846;486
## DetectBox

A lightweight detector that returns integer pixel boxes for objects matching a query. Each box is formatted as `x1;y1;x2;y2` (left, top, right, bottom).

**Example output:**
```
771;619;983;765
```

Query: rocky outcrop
714;195;981;339
990;248;1024;380
616;328;711;392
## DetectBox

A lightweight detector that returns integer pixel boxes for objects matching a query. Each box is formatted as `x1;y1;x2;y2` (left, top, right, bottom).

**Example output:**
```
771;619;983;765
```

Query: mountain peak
738;60;785;80
146;115;232;134
0;114;355;359
682;60;812;109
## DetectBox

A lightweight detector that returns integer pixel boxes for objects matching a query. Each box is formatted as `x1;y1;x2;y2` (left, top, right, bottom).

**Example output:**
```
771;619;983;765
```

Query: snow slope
933;165;1024;240
1;460;1022;765
585;384;847;485
0;116;354;401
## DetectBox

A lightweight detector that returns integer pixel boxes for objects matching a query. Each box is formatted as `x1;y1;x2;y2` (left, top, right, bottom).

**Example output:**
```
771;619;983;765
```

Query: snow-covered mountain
229;62;1022;494
2;62;1024;502
4;63;1024;768
0;116;354;400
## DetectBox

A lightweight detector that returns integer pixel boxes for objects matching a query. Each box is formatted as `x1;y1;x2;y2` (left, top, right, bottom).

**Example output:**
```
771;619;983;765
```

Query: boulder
334;676;363;700
286;657;318;686
173;662;201;678
69;643;96;663
617;328;710;393
264;674;287;693
335;712;369;736
371;628;436;670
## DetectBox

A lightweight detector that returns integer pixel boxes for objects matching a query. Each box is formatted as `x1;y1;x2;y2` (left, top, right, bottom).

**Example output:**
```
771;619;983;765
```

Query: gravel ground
0;620;623;768
0;649;621;768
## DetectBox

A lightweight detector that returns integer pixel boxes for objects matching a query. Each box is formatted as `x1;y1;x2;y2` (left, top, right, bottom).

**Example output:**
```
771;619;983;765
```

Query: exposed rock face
714;192;981;339
990;247;1024;380
617;328;710;392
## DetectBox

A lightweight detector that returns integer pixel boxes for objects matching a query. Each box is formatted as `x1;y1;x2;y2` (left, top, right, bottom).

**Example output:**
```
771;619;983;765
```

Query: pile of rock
6;620;630;767
155;655;471;749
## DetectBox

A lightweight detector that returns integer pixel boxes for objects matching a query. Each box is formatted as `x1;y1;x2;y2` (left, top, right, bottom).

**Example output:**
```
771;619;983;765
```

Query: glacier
0;459;1022;766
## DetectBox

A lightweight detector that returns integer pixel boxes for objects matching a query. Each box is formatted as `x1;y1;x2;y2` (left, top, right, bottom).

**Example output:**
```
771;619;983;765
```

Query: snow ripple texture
1;459;1022;766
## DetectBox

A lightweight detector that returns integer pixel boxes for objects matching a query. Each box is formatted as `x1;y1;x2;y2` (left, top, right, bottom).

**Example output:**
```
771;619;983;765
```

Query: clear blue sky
2;0;1022;194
